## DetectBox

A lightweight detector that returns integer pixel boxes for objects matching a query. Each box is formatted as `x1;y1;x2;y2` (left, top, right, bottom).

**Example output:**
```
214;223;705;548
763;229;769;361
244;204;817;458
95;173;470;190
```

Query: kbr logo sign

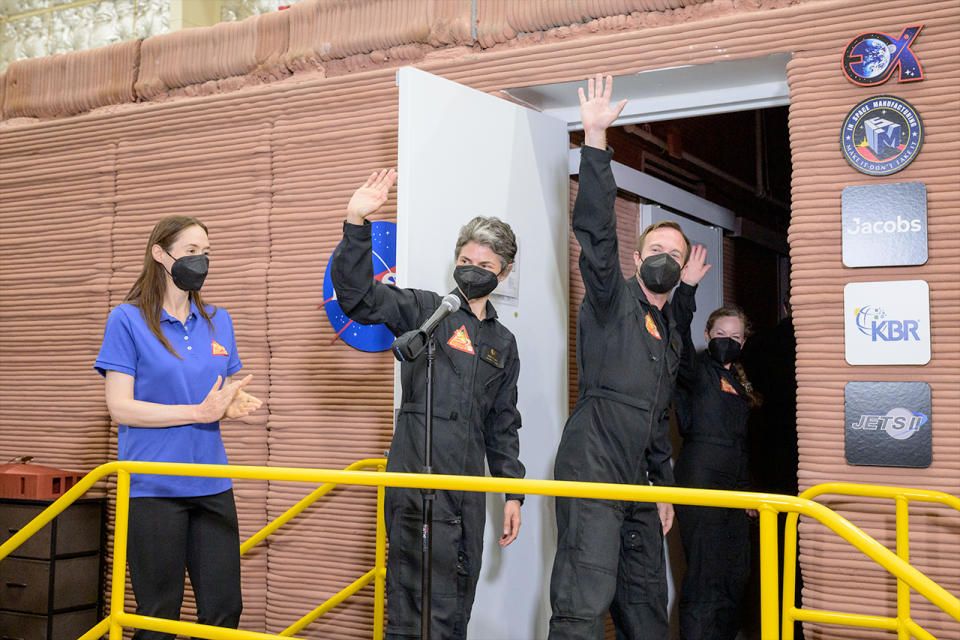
853;305;920;342
845;382;931;467
844;281;930;365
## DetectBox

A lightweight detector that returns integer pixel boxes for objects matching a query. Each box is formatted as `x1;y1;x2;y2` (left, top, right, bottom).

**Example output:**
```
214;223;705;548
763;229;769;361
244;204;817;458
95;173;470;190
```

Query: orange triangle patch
720;376;738;395
644;313;662;340
447;325;475;354
211;340;229;356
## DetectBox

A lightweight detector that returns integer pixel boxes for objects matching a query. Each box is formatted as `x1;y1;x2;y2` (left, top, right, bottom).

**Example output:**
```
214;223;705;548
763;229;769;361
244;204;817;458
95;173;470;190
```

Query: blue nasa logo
322;221;398;352
854;305;920;342
841;95;923;176
850;407;927;440
842;25;923;86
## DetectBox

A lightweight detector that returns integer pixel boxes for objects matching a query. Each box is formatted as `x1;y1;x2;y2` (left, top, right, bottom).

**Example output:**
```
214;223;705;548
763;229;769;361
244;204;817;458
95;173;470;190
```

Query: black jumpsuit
330;221;525;640
549;145;696;640
672;294;752;640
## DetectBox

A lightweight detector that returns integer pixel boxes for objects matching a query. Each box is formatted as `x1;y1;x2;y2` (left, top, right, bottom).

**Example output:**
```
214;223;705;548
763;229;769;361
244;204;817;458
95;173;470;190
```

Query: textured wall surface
1;1;958;639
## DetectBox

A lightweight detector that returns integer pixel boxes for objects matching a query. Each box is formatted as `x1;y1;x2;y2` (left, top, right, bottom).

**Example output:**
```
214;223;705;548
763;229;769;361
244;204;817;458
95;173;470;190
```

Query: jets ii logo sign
842;25;923;86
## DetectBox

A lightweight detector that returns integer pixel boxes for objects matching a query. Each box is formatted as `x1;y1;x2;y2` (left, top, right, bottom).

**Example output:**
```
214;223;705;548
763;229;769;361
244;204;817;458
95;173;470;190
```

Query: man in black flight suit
329;169;525;640
549;75;711;640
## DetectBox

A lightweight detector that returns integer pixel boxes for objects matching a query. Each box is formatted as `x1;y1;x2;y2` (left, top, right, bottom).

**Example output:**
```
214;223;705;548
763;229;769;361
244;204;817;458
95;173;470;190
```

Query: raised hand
579;73;627;149
681;243;711;286
195;374;253;424
346;168;398;225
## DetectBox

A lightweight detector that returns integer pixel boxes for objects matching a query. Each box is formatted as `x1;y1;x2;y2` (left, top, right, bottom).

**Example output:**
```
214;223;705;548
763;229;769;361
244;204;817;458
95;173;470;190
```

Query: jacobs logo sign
841;182;927;268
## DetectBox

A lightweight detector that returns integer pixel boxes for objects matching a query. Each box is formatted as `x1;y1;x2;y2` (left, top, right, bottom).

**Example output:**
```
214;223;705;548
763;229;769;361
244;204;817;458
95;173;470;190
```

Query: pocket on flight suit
620;518;665;604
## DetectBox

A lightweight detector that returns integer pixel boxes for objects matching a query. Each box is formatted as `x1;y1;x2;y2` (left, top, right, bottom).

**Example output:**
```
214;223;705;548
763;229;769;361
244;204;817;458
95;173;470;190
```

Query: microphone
392;294;461;362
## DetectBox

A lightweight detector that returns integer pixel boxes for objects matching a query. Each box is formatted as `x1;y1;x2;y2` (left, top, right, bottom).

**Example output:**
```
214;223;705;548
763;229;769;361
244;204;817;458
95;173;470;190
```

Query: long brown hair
124;216;215;357
706;306;762;408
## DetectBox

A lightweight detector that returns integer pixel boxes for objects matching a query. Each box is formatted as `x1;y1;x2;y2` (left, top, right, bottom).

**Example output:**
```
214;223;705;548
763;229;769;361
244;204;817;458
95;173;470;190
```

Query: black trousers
127;489;242;640
675;504;750;640
383;493;484;640
549;498;668;640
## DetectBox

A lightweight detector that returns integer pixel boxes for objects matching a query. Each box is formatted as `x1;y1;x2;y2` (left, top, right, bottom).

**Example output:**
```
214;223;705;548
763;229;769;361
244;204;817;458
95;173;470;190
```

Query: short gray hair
454;216;517;270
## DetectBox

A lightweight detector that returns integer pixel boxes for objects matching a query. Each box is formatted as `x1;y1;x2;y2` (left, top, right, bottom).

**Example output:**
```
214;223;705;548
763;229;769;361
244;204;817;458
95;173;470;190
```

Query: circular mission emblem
322;220;398;352
840;95;923;176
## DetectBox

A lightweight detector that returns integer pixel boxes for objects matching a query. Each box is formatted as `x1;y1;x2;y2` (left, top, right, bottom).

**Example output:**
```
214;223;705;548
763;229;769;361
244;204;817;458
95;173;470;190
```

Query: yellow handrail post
781;511;800;640
759;507;779;639
373;462;387;640
895;495;910;640
110;470;131;640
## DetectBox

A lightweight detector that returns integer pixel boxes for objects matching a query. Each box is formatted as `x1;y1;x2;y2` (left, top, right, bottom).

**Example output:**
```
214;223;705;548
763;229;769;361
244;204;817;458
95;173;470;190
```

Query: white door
397;66;569;639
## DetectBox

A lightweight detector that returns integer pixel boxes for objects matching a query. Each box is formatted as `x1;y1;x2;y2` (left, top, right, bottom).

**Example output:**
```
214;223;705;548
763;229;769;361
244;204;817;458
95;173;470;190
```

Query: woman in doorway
94;215;261;639
673;305;762;640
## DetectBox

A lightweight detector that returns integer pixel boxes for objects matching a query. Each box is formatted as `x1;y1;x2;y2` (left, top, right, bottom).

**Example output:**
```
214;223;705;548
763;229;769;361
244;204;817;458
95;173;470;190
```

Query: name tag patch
481;346;502;368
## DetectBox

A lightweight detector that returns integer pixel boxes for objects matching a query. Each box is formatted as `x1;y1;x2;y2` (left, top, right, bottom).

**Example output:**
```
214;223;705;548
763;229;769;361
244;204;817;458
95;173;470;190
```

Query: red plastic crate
0;463;83;500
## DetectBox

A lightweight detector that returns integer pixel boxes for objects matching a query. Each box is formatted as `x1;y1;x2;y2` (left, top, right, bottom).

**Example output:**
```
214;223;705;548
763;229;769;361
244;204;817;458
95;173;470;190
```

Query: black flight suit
549;145;696;640
672;293;752;640
329;220;525;640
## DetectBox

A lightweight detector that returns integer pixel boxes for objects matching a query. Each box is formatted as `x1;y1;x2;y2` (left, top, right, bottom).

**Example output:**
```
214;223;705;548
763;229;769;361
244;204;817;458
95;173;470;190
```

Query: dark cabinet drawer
0;502;102;559
0;607;99;640
0;556;100;613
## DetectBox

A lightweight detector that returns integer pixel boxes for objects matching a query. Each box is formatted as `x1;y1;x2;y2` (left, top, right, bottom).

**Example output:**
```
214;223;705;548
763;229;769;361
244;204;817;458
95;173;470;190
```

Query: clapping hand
225;388;262;419
196;375;253;423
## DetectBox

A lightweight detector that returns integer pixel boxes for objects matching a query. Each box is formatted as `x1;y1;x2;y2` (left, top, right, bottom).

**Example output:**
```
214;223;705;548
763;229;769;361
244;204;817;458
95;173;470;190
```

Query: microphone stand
420;335;436;640
392;323;445;640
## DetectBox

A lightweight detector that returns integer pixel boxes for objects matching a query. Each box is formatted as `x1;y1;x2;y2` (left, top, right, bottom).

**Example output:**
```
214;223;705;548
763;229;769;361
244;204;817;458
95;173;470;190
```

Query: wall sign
844;280;930;365
842;25;924;86
841;95;923;176
845;381;931;467
841;182;927;267
322;220;398;352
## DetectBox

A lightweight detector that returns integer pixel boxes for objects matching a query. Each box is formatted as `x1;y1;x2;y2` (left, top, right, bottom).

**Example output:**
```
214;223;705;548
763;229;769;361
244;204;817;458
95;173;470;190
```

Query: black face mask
165;250;209;292
708;337;741;364
639;253;681;293
454;264;500;300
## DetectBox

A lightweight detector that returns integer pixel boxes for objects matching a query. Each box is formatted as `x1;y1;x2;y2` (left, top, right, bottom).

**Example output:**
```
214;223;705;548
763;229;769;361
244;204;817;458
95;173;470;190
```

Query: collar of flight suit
450;288;498;322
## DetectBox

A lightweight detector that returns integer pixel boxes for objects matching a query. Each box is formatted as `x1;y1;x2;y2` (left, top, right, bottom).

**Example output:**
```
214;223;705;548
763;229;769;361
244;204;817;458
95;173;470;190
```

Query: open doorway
567;106;796;640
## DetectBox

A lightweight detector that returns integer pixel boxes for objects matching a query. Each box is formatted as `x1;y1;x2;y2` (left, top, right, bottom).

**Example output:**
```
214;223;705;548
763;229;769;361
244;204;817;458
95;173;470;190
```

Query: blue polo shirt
95;302;242;498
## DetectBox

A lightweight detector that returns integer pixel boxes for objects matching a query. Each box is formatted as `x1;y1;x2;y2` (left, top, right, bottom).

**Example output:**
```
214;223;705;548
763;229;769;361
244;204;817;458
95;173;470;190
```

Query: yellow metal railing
2;462;958;640
782;482;960;640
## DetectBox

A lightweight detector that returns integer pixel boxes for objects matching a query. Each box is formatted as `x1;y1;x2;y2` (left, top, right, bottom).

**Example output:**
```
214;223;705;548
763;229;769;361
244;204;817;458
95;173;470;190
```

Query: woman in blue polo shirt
95;215;261;639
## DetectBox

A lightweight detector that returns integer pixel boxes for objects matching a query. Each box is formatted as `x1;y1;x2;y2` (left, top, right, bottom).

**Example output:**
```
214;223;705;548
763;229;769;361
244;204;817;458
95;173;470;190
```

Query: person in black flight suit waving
329;169;525;640
548;74;711;640
673;305;762;640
